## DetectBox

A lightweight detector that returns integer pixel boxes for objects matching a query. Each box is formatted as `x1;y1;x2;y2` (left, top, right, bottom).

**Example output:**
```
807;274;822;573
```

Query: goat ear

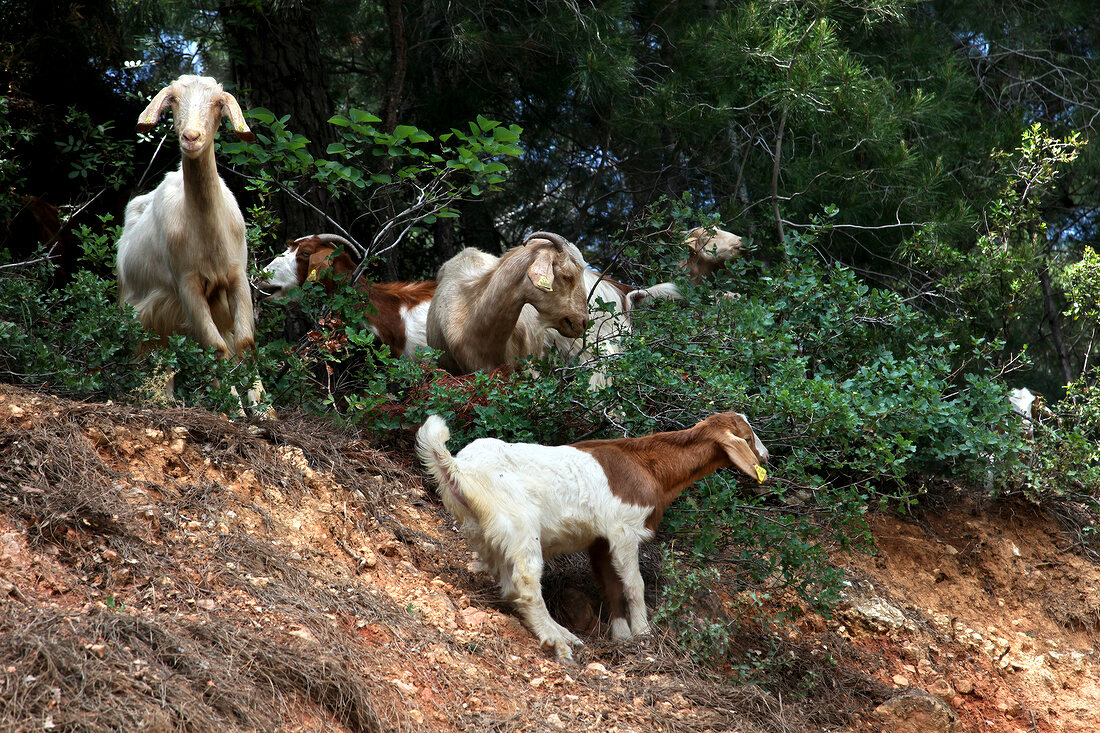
719;432;767;483
136;87;173;132
219;92;256;143
527;248;556;292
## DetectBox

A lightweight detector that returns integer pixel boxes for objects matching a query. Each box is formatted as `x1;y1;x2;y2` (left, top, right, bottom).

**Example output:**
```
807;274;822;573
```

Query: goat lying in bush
416;411;769;659
258;233;436;358
426;231;589;374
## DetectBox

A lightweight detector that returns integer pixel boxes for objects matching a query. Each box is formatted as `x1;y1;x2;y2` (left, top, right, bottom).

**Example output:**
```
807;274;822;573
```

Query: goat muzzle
559;315;588;338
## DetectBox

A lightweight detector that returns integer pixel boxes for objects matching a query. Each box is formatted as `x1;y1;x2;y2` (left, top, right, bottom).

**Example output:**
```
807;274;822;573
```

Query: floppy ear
136;86;173;132
219;91;255;142
719;432;766;483
526;248;556;292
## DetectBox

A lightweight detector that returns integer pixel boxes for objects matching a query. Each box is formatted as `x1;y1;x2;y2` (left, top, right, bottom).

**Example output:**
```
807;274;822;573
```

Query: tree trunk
1039;266;1075;385
219;0;341;240
380;0;408;133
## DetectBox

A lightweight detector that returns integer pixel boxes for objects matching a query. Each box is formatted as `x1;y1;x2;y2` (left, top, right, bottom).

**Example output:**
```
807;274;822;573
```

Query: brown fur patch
572;412;766;532
362;281;437;355
287;236;436;355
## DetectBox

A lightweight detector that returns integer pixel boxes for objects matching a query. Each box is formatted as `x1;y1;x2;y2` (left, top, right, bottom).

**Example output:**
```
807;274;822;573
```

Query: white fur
546;270;682;389
258;245;301;299
1009;387;1036;420
397;302;431;357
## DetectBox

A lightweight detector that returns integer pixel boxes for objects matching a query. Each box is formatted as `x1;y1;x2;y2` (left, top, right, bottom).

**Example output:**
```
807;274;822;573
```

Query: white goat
425;232;590;375
681;226;743;284
416;411;769;659
117;75;256;362
546;269;682;388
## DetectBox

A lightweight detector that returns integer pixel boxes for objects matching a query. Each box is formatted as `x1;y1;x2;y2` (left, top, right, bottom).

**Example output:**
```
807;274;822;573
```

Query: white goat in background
117;75;257;363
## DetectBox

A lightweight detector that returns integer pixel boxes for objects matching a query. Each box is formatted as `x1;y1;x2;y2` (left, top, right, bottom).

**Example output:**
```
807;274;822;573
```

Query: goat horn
313;233;363;260
524;231;570;250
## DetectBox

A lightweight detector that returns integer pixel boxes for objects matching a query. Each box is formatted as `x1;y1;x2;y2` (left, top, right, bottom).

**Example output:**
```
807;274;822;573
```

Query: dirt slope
0;384;1097;732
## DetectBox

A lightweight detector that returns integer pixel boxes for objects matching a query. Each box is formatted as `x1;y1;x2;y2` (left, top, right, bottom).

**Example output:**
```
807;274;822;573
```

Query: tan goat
425;231;590;375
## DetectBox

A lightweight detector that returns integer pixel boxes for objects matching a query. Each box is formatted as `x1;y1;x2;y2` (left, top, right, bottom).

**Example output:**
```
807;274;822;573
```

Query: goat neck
464;244;552;362
180;145;223;209
573;416;766;531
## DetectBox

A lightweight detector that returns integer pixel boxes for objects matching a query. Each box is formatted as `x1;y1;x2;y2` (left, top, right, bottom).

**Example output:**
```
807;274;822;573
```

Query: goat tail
643;282;683;300
415;415;465;509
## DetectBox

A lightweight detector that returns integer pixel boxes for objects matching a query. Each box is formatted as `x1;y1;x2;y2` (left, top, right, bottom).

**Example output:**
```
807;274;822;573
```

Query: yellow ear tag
307;270;319;282
755;465;767;483
537;276;552;291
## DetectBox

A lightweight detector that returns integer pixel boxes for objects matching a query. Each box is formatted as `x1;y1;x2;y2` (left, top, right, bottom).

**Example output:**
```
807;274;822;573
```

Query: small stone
953;679;973;695
459;607;490;629
288;626;317;643
893;675;910;687
586;662;609;675
928;678;955;700
873;692;958;733
392;679;418;695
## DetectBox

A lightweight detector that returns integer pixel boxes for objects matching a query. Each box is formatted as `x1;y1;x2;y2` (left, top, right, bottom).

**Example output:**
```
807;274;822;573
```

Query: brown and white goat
258;233;436;358
425;231;590;375
416;411;769;659
681;226;743;284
